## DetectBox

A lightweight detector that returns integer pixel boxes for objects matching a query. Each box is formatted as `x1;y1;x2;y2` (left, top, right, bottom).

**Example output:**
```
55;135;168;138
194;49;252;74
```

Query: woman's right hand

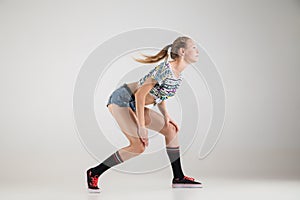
137;126;148;147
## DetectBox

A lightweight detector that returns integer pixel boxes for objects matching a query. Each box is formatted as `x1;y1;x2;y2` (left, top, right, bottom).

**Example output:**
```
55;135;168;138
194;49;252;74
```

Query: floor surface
1;171;299;200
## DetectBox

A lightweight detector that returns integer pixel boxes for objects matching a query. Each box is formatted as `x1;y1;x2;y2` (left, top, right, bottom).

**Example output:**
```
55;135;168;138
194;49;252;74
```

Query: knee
130;142;146;154
165;122;178;137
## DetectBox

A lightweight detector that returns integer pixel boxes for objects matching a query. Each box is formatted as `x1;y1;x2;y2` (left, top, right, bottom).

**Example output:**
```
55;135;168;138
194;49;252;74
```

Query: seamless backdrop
0;0;299;187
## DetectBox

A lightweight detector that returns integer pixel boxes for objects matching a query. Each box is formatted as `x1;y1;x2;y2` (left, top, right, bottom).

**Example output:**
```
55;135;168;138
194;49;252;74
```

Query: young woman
86;36;202;192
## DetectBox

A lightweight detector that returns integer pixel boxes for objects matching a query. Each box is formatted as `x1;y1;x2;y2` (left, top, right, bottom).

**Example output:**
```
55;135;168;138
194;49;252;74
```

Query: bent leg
144;107;179;147
144;107;185;179
107;104;151;161
89;104;147;178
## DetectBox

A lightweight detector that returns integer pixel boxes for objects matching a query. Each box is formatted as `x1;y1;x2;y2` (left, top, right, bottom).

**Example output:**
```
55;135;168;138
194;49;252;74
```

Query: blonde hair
133;36;191;64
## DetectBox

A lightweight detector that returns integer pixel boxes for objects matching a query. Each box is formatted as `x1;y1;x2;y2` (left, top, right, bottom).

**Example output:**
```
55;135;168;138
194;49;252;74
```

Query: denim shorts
106;83;136;112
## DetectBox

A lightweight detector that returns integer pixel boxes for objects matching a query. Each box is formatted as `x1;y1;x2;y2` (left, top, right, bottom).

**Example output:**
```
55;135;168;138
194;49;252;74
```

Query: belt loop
123;83;131;94
123;83;135;100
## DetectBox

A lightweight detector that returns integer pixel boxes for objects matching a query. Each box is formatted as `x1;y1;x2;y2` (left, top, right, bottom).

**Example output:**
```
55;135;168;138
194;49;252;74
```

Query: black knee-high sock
91;150;124;176
166;146;185;179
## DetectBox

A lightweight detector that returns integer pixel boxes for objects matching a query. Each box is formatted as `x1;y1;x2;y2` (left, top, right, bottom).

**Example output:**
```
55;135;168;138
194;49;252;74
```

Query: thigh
108;104;140;143
107;103;170;141
145;107;175;137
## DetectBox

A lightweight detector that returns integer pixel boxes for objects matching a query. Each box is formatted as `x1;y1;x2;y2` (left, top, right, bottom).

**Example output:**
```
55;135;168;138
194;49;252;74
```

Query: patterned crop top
137;60;183;106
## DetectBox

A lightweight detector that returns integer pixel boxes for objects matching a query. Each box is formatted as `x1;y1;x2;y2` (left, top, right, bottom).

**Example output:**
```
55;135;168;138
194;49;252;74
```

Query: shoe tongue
184;176;194;181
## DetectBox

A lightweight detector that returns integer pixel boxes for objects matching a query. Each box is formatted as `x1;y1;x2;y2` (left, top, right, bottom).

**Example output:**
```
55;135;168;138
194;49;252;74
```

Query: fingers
141;138;148;147
144;140;149;147
169;121;179;132
137;128;149;147
143;136;149;147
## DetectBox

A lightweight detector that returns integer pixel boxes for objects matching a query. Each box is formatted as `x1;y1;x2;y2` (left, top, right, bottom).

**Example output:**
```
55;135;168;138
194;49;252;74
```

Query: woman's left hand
164;115;180;133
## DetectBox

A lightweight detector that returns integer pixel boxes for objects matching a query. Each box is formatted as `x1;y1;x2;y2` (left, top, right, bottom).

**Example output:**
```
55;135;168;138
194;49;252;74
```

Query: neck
168;59;189;74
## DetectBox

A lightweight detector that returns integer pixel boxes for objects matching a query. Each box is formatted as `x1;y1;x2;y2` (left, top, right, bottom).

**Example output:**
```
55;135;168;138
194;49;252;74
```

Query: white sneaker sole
172;184;203;188
88;188;101;193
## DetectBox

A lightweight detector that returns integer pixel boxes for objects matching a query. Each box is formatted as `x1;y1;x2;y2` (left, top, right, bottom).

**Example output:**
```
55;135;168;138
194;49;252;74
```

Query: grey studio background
0;0;299;199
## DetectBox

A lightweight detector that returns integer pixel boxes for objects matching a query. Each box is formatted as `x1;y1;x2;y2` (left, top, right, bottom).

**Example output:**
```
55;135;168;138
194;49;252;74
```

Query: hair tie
165;44;172;63
167;44;172;57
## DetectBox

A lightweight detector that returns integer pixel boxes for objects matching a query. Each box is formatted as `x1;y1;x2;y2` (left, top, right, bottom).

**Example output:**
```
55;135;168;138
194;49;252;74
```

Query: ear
178;47;185;57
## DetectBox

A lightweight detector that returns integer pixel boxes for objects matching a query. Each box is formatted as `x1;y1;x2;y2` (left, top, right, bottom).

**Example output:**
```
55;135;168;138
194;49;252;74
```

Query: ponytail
132;36;191;64
133;44;172;64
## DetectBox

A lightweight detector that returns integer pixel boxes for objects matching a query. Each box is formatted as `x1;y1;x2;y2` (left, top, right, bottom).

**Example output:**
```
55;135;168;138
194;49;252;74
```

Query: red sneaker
86;169;101;193
172;176;203;188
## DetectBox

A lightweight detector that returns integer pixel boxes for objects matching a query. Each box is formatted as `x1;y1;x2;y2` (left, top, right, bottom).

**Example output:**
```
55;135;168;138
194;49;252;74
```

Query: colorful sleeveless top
137;60;183;106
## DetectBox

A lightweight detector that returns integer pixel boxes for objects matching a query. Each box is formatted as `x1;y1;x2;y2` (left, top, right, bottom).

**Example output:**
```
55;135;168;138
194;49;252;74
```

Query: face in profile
183;39;199;64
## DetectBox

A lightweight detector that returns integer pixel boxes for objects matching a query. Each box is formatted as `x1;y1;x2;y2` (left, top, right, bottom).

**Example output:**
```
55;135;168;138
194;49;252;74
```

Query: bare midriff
126;81;156;106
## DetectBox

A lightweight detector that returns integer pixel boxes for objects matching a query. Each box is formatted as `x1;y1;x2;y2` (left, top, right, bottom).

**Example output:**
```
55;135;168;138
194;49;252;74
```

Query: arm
135;76;157;127
134;63;169;146
157;100;169;118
